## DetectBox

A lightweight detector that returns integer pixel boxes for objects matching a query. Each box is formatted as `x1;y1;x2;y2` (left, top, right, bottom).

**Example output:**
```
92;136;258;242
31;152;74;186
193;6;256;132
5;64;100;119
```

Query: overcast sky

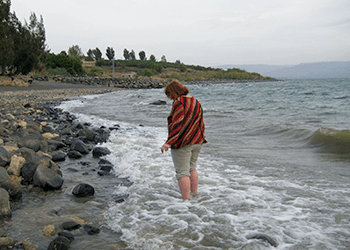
11;0;350;67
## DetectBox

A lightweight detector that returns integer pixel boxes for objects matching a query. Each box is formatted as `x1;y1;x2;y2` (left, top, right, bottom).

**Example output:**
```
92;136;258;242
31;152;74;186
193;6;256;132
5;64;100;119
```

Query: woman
161;80;207;200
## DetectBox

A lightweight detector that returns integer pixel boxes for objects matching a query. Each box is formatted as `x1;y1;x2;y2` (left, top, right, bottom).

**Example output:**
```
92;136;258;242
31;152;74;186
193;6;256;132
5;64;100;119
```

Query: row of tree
67;44;167;63
0;0;46;75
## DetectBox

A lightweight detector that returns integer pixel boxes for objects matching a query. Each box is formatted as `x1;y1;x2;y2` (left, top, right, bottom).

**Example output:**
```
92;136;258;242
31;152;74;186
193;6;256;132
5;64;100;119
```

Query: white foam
56;86;350;250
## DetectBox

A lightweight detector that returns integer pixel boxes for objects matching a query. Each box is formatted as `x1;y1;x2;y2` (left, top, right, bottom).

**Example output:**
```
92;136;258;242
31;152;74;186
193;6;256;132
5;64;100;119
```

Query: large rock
47;139;66;151
77;128;97;142
0;188;11;218
1;145;19;154
4;180;22;200
60;127;73;136
67;151;83;159
18;133;43;152
58;231;75;243
62;221;82;231
72;183;95;197
33;165;64;190
0;146;11;167
92;147;111;158
14;147;36;162
50;151;66;162
21;162;39;184
83;224;100;235
70;139;89;155
7;155;26;176
47;236;71;250
1;165;22;199
0;167;10;185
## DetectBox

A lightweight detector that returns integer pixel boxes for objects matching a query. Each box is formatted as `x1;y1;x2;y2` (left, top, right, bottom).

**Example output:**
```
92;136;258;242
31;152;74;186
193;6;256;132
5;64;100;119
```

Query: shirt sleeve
166;99;185;146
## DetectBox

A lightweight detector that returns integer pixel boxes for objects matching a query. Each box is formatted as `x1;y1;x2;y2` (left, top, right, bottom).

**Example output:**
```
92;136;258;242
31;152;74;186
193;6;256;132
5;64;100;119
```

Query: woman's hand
161;143;171;153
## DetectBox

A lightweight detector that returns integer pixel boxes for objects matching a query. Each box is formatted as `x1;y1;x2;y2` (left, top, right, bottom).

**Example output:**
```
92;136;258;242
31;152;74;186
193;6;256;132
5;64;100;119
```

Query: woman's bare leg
190;169;198;195
178;176;191;200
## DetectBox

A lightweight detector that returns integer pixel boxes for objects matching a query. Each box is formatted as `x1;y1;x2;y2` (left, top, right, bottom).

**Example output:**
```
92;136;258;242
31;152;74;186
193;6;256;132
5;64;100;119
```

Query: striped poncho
166;95;206;149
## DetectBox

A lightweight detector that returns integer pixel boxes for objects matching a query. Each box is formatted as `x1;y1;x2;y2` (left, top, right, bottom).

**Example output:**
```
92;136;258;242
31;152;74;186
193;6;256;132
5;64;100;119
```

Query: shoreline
0;82;128;249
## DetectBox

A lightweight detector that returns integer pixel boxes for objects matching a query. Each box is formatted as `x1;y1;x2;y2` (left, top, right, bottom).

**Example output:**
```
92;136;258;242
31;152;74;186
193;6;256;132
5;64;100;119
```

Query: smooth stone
62;221;81;231
92;147;111;158
70;139;89;154
83;224;100;235
33;165;64;190
72;183;95;197
0;188;11;218
0;146;11;167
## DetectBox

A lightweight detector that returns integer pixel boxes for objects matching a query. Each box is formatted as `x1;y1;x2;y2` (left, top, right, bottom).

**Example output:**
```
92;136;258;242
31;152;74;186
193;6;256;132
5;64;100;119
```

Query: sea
58;78;350;250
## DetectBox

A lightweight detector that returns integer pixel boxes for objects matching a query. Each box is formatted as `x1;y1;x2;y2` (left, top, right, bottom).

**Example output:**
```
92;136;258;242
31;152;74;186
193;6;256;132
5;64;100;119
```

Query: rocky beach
0;79;150;249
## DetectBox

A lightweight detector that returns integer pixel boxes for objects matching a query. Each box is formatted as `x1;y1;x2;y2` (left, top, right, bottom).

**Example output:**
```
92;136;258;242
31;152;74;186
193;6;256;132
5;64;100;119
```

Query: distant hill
217;61;350;79
217;64;293;75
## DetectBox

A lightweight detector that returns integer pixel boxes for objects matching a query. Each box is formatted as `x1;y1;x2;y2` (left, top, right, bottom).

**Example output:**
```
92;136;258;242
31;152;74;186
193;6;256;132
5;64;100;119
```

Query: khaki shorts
171;144;203;180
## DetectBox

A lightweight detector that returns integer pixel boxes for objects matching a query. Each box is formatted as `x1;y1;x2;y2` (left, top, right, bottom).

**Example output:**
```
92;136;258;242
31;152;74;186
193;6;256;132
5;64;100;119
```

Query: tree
86;49;94;61
68;45;83;58
149;54;156;62
123;48;130;60
106;47;115;77
92;47;102;60
106;47;115;60
0;1;47;75
130;49;136;60
139;51;146;60
0;0;15;73
161;55;167;62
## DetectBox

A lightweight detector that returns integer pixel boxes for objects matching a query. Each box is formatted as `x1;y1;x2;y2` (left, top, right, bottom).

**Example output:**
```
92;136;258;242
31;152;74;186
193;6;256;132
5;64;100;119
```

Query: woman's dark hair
165;80;189;99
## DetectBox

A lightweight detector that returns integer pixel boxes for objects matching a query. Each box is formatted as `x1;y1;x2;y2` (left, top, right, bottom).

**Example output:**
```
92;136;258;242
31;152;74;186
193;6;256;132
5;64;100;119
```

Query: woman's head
165;80;189;100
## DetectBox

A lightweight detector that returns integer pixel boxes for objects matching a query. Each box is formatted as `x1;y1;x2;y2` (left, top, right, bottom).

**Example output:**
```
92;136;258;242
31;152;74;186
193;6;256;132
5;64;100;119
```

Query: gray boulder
0;167;10;185
0;165;22;199
14;147;36;162
92;147;111;158
61;127;73;136
67;151;83;159
48;236;71;250
0;146;11;167
83;224;100;235
62;221;82;231
0;188;11;218
47;139;66;151
51;151;66;162
72;183;95;197
21;162;39;184
5;181;22;200
77;128;97;142
33;165;64;190
17;133;43;152
70;139;89;155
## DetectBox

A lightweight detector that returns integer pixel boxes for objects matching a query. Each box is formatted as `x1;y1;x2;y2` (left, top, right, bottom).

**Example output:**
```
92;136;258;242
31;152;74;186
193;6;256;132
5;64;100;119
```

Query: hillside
218;61;350;79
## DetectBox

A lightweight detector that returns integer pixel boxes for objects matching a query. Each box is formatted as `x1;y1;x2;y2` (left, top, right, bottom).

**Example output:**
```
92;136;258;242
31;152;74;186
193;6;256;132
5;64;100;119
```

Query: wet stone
62;221;81;231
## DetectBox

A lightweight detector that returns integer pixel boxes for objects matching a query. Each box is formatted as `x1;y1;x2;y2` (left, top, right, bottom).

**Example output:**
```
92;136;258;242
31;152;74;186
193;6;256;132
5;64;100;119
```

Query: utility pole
112;59;115;78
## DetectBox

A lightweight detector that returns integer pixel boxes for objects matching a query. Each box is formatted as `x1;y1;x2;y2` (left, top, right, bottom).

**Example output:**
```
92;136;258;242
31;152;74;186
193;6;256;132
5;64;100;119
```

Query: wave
308;128;350;154
242;126;350;155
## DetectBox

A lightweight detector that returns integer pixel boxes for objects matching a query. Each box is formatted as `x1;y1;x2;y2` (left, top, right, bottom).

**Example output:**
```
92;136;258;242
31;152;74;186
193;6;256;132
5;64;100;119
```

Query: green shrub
47;67;70;76
87;67;103;76
142;68;157;77
45;52;85;76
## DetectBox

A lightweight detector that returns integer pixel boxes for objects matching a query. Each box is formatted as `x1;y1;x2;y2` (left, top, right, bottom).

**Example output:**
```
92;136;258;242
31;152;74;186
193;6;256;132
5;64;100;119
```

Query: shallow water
54;79;350;249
